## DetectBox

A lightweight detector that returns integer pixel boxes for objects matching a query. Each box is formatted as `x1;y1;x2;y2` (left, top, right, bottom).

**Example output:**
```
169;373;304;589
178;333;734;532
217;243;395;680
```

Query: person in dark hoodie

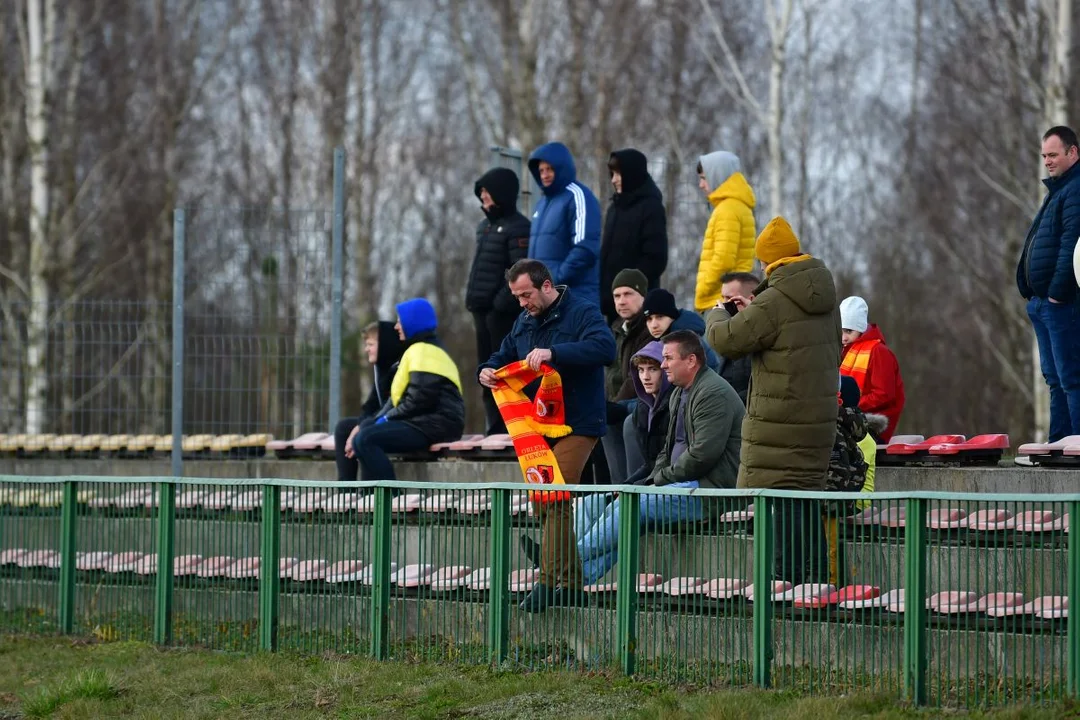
599;149;668;323
526;142;602;303
334;321;405;482
639;288;723;374
347;298;465;481
466;167;531;434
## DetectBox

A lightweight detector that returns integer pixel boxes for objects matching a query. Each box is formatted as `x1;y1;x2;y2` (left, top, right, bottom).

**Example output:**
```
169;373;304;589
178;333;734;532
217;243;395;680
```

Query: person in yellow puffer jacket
694;151;758;312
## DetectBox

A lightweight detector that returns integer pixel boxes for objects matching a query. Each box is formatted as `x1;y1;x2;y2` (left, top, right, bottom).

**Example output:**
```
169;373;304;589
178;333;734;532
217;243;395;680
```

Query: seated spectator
346;298;465;481
335;321;404;483
576;330;743;585
603;268;653;483
839;296;906;441
640;288;722;373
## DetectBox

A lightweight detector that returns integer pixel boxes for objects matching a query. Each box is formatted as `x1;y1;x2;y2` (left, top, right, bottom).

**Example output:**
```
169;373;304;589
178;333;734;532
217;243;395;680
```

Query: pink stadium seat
927;508;967;529
17;550;61;569
479;434;514;451
224;557;261;579
1009;510;1059;532
431;434;484;453
584;573;663;595
509;496;531;516
103;552;145;573
798;585;881;609
446;435;487;453
321;493;375;514
719;506;754;524
878;507;906;528
359;562;399;586
278;491;299;510
745;581;792;602
928;591;978;613
464;567;491;591
229;491;263;512
458;496;493;515
288;560;328;582
508;568;539;593
317;435;336;452
426;566;472;591
889;435;925;446
0;549;28;565
323;560;365;581
133;554;160;575
841;588;902;611
703;578;747;600
776;583;836;603
847;507;881;525
975;592;1025;613
885;589;906;613
420;494;458;513
391;564;434;587
200;491;237;511
661;577;706;596
196;556;236;578
278;557;299;578
988;595;1067;618
391;494;422;513
887;435;966;456
928;434;1009;456
289;433;331;451
76;551;113;571
113;488;156;510
964;509;1013;531
175;490;208;510
288;491;330;513
1018;434;1080;459
174;555;205;576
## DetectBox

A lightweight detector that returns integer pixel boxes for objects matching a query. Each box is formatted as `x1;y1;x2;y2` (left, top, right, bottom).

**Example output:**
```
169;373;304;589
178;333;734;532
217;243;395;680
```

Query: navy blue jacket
479;287;616;437
527;143;602;303
1017;161;1080;303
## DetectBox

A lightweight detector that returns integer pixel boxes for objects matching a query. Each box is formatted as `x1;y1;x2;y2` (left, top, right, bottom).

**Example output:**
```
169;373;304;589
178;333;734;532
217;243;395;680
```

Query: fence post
488;488;511;664
1068;500;1080;697
154;481;176;645
170;208;185;478
328;147;345;431
58;480;78;634
370;485;392;660
904;496;928;705
259;484;281;652
751;494;773;688
616;490;640;676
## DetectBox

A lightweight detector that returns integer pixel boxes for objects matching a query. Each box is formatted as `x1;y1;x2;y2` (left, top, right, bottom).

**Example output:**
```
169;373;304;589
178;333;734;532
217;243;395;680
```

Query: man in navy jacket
479;259;616;612
1018;126;1080;441
526;142;602;304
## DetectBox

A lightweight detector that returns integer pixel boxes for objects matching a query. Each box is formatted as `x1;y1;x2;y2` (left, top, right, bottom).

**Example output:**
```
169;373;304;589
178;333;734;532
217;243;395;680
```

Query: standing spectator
576;330;743;585
602;268;652;483
705;216;840;585
466;167;531;434
711;271;762;404
335;321;404;483
694;151;757;313
838;296;906;442
479;260;616;612
348;299;465;481
1017;125;1080;441
527;142;602;303
599;149;668;323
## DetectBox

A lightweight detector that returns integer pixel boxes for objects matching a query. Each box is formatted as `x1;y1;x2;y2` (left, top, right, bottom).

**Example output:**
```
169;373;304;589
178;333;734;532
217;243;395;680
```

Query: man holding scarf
479;259;616;612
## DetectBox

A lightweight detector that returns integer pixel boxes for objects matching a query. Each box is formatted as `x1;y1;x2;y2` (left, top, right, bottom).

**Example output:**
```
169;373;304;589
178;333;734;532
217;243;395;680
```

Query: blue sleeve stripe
568;183;586;245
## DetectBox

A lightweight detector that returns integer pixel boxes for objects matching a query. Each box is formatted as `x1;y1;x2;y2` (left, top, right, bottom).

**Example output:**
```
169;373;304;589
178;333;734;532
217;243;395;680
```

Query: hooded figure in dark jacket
599;150;669;323
624;341;673;483
334;321;405;482
467;167;531;433
348;298;465;481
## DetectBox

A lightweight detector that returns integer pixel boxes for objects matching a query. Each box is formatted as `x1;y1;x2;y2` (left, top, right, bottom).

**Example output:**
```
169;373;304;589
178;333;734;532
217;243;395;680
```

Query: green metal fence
0;475;1075;708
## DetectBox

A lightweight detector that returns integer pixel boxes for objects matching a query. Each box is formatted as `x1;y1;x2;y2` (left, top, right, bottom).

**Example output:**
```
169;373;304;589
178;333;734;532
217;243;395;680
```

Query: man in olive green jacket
706;216;839;586
705;216;841;491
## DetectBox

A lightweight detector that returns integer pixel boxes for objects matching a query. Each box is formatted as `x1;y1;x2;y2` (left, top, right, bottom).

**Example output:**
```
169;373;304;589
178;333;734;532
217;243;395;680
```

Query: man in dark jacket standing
466;167;531;434
334;321;404;482
526;142;602;303
479;259;616;612
1017;126;1080;441
599;149;668;323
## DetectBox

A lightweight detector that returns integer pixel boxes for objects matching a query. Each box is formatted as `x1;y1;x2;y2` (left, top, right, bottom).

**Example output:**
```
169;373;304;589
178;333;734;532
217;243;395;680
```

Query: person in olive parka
466;167;531;434
599;149;669;324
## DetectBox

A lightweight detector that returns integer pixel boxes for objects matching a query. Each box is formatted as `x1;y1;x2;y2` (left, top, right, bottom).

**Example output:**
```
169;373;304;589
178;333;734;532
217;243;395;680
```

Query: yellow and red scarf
840;337;881;393
492;361;573;503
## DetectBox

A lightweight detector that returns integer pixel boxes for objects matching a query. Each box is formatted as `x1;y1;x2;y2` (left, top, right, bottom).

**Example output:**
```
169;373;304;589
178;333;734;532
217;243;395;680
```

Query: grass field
0;634;1075;719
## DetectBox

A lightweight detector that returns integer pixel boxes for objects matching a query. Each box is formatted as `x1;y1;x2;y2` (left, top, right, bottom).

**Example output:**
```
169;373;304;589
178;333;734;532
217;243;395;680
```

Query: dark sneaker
518;582;555;613
551;586;586;608
519;535;541;569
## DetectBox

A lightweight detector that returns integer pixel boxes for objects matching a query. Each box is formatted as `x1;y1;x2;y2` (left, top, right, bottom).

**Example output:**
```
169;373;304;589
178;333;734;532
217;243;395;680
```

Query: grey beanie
699;151;742;190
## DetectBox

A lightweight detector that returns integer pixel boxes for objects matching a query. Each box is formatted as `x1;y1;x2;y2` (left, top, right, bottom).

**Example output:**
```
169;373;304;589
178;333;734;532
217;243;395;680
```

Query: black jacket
605;314;653;402
376;332;465;444
466;168;531;315
599;149;669;321
717;354;751;407
360;321;405;419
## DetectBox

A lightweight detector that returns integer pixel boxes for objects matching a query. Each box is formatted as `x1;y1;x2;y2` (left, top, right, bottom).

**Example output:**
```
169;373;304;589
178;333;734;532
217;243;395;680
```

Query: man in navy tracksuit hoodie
526;142;602;304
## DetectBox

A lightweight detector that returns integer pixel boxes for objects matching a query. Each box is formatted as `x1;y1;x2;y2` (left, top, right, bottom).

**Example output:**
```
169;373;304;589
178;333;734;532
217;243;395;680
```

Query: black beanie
611;268;648;297
641;289;679;320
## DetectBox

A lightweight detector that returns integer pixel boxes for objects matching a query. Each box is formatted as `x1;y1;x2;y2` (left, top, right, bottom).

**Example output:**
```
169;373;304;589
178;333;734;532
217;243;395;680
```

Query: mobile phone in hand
723;300;739;315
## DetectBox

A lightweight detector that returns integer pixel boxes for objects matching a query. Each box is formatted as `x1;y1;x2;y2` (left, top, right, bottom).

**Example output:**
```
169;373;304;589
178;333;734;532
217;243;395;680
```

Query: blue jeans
576;481;702;585
350;420;430;480
1028;297;1080;441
